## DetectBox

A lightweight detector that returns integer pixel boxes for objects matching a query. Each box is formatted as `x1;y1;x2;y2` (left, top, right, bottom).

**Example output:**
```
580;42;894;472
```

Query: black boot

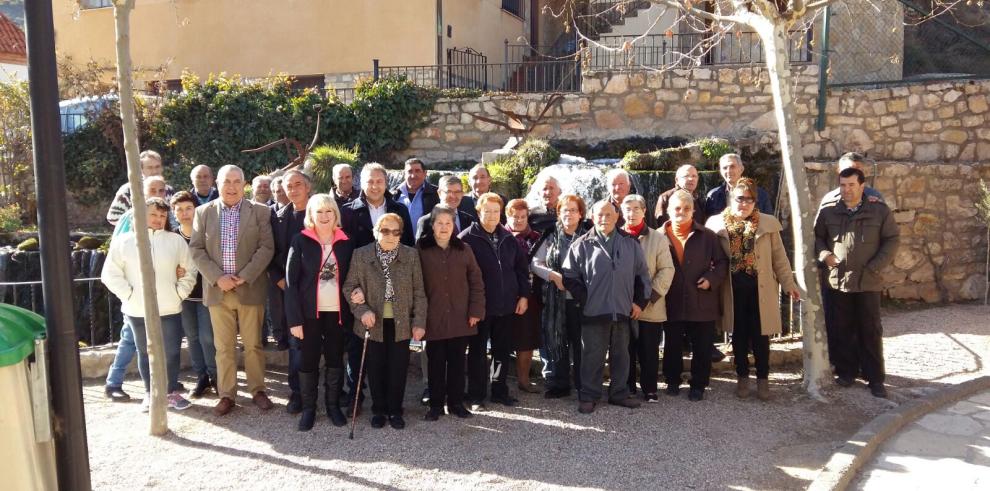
298;371;318;432
324;367;347;427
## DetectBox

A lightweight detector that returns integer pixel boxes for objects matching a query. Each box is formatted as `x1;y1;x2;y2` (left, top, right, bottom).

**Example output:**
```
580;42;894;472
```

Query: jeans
580;318;631;402
105;320;145;388
125;313;184;393
180;300;216;380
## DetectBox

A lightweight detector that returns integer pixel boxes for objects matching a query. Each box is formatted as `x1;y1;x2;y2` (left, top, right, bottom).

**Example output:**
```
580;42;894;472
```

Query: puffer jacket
102;228;197;317
458;222;528;317
814;199;899;292
562;228;650;322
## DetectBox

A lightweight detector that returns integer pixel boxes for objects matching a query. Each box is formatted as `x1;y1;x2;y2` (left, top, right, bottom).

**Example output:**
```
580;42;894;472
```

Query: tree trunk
113;0;168;435
752;18;831;398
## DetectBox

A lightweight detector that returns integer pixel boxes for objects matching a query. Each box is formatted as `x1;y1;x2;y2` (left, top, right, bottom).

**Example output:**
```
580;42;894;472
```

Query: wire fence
0;277;122;347
826;0;990;87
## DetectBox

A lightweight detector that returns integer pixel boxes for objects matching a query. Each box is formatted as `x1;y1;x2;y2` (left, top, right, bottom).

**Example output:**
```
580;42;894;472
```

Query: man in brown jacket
190;164;275;415
814;167;899;398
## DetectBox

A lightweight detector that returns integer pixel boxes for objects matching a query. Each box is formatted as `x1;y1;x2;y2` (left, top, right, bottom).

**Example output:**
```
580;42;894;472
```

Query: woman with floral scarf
705;178;800;401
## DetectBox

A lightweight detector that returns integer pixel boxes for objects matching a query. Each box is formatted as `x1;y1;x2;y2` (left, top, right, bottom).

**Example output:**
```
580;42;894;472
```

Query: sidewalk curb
807;375;990;491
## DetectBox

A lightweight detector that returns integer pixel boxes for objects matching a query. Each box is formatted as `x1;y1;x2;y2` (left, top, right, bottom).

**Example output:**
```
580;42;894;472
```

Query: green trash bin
0;304;57;491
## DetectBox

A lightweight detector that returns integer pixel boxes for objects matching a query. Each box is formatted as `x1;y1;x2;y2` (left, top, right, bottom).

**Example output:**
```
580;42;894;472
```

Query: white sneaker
140;394;150;413
168;392;192;411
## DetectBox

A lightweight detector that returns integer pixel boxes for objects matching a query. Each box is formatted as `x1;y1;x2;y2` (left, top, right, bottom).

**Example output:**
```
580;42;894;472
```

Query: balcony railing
588;30;814;69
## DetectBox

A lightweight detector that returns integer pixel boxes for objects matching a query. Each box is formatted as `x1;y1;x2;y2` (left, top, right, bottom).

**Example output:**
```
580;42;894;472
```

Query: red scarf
624;220;646;238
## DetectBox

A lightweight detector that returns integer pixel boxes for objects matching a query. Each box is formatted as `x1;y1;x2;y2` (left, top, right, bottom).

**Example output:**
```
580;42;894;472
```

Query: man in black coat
416;174;477;241
268;169;313;413
391;158;439;238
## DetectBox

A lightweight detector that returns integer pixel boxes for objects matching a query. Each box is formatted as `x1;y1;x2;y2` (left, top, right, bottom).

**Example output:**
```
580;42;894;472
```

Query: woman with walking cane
344;213;428;430
283;194;354;431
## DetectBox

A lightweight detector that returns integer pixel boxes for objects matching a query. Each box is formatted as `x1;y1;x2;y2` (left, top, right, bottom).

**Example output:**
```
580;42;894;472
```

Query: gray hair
143;175;166;193
605;168;631;184
189;164;212;179
332;163;353;178
283;169;313;187
468;163;489;177
360;162;388;185
251;174;272;188
139;150;162;163
270;176;283;191
621;194;647;210
217;164;244;182
719;153;742;167
590;199;617;215
668;189;694;209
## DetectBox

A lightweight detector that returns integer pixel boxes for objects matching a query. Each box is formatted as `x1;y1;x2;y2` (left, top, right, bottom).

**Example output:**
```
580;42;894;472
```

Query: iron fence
376;59;582;93
329;87;355;104
0;278;122;347
589;30;814;70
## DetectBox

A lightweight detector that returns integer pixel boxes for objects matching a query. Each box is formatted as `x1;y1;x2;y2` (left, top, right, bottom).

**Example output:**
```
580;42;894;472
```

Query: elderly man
815;167;898;398
332;163;360;206
416;174;477;240
528;174;562;234
268;169;314;412
705;154;773;217
340;162;414;413
271;176;290;211
106;150;175;225
459;164;506;222
251;175;274;205
190;164;218;206
111;175;169;238
655;164;708;227
605;168;633;227
391;158;439;237
190;164;275;415
562;200;650;414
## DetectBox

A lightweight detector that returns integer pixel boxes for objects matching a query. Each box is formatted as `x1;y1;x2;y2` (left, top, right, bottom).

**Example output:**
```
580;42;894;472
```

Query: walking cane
349;328;371;440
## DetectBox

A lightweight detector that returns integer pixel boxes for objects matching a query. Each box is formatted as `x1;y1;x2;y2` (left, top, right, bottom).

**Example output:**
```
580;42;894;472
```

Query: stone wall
395;66;990;165
801;161;990;303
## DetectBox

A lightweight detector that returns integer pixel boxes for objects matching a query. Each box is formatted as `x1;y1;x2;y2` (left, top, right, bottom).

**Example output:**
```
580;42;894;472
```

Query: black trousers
731;274;770;379
426;336;469;410
365;320;411;416
630;320;663;394
830;290;885;386
542;300;583;393
663;321;714;390
300;313;345;372
467;313;513;401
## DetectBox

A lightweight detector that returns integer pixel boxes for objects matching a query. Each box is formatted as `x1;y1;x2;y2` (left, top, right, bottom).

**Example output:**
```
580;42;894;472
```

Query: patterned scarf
722;208;760;276
375;243;399;303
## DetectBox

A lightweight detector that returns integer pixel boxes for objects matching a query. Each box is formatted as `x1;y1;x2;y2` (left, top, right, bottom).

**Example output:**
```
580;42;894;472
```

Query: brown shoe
757;379;771;401
214;397;235;416
253;391;274;410
736;377;750;399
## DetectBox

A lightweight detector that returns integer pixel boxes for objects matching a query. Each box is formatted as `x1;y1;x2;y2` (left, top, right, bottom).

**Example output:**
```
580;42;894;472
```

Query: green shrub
308;144;360;193
0;204;22;233
487;157;526;200
621;147;692;171
349;76;437;161
697;137;734;168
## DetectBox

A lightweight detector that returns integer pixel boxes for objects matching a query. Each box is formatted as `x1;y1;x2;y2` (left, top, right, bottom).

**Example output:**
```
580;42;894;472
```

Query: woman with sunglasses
343;213;427;430
706;178;799;401
284;194;354;431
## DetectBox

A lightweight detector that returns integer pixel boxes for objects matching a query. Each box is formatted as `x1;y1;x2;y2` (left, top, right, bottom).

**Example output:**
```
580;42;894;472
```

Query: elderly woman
620;195;675;402
706;178;799;400
505;198;543;393
417;205;485;420
460;192;529;410
344;213;427;430
531;194;590;399
661;190;728;402
283;194;354;431
101;197;197;412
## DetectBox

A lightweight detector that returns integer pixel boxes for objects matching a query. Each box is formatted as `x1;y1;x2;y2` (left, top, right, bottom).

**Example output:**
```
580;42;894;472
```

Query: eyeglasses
377;228;402;237
734;196;756;205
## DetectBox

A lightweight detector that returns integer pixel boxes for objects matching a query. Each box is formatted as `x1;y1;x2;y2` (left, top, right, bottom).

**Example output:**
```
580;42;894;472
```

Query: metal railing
589;30;814;69
60;112;88;134
329;87;355;104
0;277;122;347
375;59;582;93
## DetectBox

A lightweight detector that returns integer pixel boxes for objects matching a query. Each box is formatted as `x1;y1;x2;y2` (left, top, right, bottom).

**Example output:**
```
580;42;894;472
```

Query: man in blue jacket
705;153;773;216
562;200;650;414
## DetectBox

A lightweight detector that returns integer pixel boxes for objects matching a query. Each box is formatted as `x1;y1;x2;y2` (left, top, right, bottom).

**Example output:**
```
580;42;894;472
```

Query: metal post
23;1;92;489
815;5;831;131
373;59;380;81
503;39;509;91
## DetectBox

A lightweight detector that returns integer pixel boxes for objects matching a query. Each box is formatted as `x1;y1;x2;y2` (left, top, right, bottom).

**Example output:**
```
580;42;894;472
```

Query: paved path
854;389;990;490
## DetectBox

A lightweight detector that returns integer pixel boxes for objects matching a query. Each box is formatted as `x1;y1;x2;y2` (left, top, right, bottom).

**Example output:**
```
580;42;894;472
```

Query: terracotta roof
0;13;26;57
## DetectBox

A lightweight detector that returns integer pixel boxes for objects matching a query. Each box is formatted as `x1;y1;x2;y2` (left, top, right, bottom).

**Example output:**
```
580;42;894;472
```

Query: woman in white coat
102;197;198;411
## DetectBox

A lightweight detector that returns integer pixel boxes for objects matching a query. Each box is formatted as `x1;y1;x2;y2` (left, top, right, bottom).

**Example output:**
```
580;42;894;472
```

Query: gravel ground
82;304;990;490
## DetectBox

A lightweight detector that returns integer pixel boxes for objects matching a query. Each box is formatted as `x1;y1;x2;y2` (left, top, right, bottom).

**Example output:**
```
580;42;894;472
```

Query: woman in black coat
284;194;354;431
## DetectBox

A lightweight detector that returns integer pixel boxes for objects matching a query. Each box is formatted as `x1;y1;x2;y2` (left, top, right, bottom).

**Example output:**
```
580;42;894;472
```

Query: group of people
100;148;899;432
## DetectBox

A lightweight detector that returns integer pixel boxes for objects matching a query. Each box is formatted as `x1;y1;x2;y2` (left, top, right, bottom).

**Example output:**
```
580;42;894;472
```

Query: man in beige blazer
190;164;275;415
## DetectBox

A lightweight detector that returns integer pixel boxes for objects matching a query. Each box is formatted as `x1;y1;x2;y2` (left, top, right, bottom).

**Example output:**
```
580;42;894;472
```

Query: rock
16;238;38;251
653;102;666;118
914;143;941;161
603;74;629;94
939;129;968;144
968;95;988;114
622;95;649;118
943;90;963;103
594;110;624;129
893;249;923;270
74;237;104;250
845;129;874;152
892;141;913;159
958;274;985;300
887;98;909;112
